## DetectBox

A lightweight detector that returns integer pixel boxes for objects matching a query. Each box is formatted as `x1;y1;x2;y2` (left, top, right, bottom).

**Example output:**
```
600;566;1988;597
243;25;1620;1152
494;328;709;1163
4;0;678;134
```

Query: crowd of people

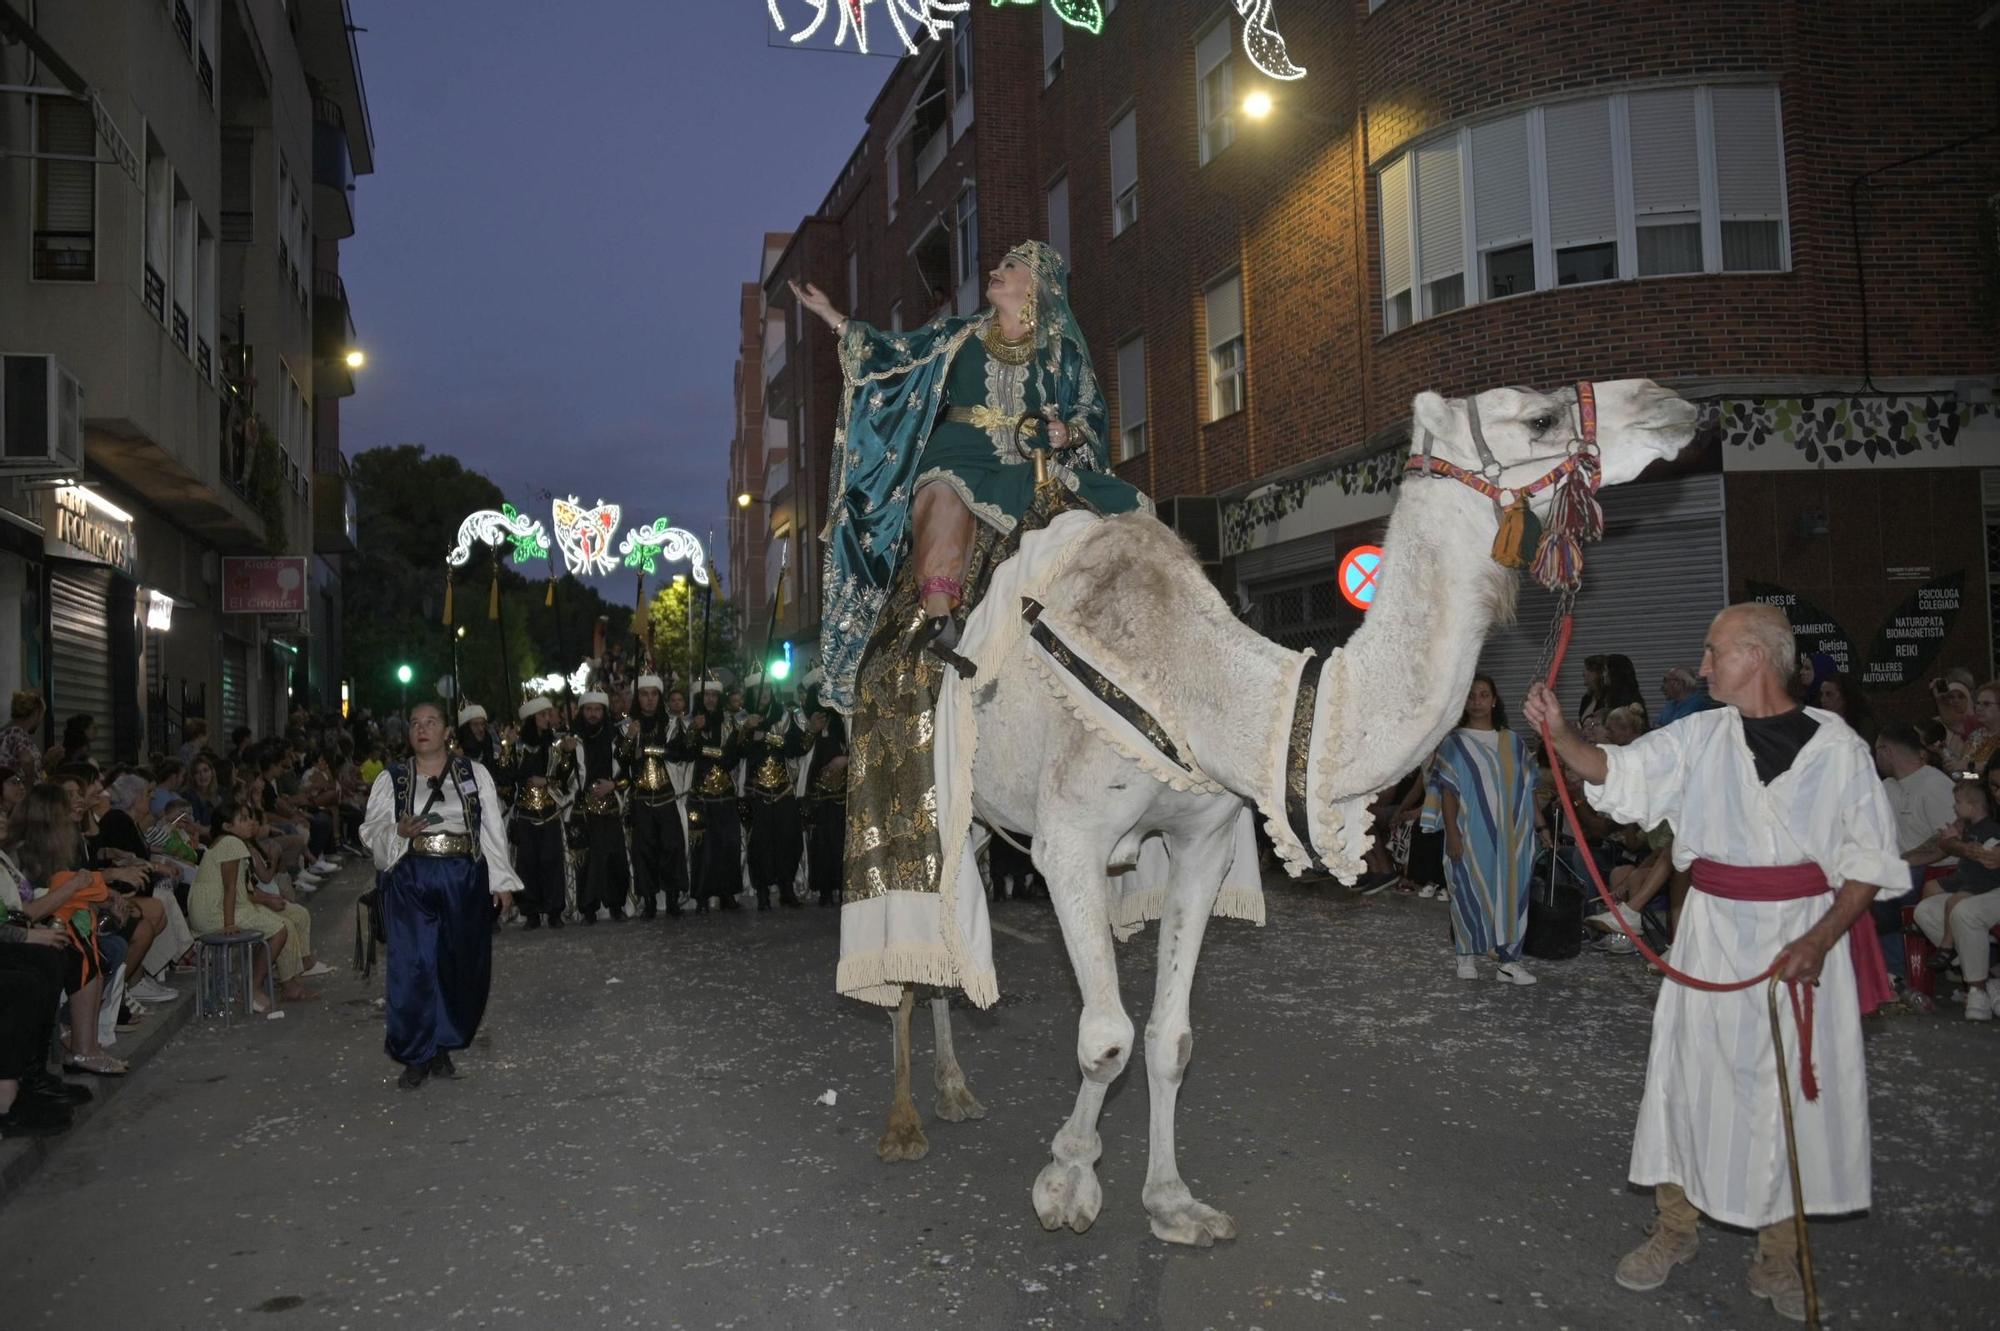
1353;647;2000;1013
0;690;352;1138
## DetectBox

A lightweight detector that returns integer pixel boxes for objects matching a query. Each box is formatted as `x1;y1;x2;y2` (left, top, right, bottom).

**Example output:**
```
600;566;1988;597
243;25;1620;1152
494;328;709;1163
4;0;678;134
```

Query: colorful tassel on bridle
1490;498;1542;570
1528;451;1604;593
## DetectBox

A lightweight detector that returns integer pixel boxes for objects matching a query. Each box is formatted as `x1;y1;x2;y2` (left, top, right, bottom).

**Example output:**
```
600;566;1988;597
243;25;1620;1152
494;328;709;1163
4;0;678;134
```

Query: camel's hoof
1032;1160;1103;1234
1148;1199;1237;1247
876;1116;929;1163
934;1081;987;1123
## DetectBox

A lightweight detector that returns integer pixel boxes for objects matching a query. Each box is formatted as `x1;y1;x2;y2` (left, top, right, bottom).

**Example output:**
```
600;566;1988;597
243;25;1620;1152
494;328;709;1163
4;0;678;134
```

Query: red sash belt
1691;858;1895;1016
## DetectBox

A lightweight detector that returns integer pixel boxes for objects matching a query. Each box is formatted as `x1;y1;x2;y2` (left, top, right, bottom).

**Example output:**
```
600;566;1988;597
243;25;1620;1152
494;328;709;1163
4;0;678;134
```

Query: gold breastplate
633;743;673;796
812;764;847;796
697;764;735;797
514;783;558;818
751;755;791;796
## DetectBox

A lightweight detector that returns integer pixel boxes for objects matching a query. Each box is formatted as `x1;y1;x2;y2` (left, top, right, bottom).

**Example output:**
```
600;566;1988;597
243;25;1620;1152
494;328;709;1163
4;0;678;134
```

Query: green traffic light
768;658;792;682
396;664;414;685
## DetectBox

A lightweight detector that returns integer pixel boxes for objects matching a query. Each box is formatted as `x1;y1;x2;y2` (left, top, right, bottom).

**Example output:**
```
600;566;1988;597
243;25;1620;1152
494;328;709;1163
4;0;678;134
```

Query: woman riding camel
792;240;1145;713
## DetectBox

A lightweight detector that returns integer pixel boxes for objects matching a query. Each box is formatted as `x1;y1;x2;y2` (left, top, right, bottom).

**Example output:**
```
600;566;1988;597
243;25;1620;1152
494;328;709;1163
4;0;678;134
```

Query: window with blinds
1378;155;1413;332
1109;108;1139;235
1046;172;1070;263
1205;273;1245;421
33;97;96;281
1376;84;1786;334
1116;334;1148;461
1196;19;1234;166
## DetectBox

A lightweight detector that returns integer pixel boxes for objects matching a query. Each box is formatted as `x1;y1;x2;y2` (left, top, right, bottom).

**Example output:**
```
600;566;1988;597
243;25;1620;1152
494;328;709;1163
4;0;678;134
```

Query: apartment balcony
312;97;356;240
312;269;357;395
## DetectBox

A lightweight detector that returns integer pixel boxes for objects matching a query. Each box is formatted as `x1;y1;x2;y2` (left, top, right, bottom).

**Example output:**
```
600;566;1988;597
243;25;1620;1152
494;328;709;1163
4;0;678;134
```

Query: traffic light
396;663;414;685
767;640;794;683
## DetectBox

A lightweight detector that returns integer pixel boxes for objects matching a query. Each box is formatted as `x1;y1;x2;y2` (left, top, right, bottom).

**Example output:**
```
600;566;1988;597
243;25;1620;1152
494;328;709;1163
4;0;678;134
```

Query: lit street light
1243;90;1274;120
345;349;366;369
736;492;753;509
396;662;413;722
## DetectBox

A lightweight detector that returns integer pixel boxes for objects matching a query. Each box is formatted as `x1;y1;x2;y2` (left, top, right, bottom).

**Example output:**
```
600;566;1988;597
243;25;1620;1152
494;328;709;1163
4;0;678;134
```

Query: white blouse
361;760;522;895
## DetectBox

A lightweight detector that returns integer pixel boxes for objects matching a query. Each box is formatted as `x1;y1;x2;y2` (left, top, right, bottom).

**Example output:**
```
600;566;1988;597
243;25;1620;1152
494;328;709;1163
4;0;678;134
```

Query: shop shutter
50;564;114;766
1472;114;1532;249
1543;98;1617;248
1475;474;1727;719
221;638;248;737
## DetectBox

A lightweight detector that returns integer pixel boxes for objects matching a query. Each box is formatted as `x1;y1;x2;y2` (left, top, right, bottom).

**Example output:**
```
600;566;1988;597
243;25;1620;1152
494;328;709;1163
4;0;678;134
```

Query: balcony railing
312;96;355;239
173;0;192;53
32;231;92;281
143;263;165;320
196;337;211;381
313;268;354;361
171;303;189;353
197;47;214;104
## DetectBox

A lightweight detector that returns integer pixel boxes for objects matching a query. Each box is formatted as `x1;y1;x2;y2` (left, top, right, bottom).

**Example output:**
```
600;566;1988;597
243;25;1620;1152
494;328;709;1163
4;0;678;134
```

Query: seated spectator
188;801;323;1009
1656;667;1719;726
1796;650;1839;705
1874;722;1956;981
46;712;95;771
147;759;184;817
7;783;130;1073
0;767;24;821
0;691;45;787
99;775;195;1004
294;747;344;865
184;753;223;827
1910;779;2000;1018
1931;674;1979;774
1962;680;2000;777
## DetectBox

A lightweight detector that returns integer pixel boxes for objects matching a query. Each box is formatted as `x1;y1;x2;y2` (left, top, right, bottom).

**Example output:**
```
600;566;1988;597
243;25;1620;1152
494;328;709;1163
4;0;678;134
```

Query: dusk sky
340;2;892;585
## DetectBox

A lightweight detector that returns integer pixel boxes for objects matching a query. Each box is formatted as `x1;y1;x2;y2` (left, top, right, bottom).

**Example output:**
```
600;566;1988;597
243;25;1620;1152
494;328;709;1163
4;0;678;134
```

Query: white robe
1586;705;1907;1228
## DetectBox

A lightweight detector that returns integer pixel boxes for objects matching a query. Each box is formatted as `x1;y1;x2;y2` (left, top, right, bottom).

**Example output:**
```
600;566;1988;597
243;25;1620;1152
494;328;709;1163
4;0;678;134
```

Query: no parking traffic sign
1339;545;1384;611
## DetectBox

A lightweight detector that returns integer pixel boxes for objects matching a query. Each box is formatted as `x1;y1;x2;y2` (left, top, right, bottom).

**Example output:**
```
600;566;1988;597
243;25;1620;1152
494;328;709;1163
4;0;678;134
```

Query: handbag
1522;847;1584;961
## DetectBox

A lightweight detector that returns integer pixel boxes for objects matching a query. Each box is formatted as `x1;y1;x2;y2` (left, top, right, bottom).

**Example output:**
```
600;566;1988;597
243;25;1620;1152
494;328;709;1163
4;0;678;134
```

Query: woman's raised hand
788;280;846;333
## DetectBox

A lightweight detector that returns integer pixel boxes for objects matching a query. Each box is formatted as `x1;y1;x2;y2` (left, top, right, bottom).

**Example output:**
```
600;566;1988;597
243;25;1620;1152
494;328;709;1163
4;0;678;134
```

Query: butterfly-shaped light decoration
448;503;549;568
617;518;712;585
552;496;622;578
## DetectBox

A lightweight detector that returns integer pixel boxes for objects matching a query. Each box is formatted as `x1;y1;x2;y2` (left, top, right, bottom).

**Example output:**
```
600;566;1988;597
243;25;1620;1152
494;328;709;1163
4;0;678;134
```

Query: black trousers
0;941;67;1079
577;811;631;917
629;799;688;911
747;794;803;900
511;817;567;920
689;795;742;904
806;796;846;903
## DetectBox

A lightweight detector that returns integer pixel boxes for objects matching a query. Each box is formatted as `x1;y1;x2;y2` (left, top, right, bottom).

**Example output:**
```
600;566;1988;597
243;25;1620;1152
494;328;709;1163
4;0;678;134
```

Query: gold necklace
980;321;1035;366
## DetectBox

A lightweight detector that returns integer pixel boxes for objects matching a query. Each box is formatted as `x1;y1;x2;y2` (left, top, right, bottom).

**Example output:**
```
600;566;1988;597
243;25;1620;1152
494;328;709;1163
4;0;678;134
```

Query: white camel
879;380;1700;1245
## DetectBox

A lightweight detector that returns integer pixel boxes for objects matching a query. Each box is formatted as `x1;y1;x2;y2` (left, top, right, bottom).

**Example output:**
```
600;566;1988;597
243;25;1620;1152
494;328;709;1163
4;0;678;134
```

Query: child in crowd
1911;780;2000;1007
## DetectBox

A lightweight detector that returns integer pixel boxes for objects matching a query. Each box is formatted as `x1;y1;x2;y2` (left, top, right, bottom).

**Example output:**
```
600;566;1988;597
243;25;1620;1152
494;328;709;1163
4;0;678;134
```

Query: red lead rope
1536;613;1817;1100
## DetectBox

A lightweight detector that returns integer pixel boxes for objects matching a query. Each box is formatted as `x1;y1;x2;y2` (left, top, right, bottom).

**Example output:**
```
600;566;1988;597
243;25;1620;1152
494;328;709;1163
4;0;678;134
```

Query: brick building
746;1;1999;717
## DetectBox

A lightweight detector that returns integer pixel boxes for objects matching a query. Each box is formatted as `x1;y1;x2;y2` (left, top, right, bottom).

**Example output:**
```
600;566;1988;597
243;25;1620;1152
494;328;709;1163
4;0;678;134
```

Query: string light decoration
766;0;1303;81
618;518;712;585
447;503;550;567
551;496;623;578
523;660;595;699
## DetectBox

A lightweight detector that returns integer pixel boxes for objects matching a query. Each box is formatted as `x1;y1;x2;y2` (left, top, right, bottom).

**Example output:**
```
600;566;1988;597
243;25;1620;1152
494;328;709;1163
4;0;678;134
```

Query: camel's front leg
877;986;928;1162
1033;843;1133;1234
931;996;986;1122
1142;826;1238;1246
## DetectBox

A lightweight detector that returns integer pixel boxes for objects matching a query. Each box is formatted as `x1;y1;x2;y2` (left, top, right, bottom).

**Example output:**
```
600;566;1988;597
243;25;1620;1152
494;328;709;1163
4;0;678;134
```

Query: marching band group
454;674;851;929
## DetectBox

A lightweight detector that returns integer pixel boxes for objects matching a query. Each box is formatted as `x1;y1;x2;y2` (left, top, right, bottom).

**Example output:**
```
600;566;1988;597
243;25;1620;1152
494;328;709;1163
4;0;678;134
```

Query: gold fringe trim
835;943;999;1010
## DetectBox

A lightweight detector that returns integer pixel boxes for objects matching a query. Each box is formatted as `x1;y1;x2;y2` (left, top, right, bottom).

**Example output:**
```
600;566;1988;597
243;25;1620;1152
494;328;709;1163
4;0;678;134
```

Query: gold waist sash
697;767;735;797
580;792;620;817
408;832;474;858
750;757;792;796
515;785;558;816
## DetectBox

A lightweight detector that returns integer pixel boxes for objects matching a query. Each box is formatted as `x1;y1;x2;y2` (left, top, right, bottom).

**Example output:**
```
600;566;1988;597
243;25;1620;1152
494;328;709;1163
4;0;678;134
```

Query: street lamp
1242;90;1274;120
344;349;366;370
736;491;753;509
396;662;413;723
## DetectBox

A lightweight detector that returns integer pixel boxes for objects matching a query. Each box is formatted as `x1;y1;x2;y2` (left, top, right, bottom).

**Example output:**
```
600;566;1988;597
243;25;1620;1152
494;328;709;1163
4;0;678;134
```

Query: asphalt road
3;864;1996;1330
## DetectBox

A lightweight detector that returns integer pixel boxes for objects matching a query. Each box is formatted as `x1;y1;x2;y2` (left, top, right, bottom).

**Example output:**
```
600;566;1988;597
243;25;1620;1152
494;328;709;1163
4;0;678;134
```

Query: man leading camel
1525;602;1903;1324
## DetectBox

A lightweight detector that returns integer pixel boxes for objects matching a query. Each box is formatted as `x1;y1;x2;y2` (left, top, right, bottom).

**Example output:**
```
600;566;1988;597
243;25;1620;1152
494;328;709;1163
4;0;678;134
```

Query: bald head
1701;603;1799;716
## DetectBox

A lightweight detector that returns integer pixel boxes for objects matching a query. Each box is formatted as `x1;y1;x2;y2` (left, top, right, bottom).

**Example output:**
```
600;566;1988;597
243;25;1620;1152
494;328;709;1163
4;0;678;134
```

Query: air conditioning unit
0;354;85;475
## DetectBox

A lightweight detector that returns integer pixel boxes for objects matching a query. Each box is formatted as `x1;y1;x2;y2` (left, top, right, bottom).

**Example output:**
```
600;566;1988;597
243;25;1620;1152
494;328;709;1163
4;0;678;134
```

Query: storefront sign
221;556;308;614
49;486;137;575
1860;572;1963;690
1747;574;1964;691
144;589;174;631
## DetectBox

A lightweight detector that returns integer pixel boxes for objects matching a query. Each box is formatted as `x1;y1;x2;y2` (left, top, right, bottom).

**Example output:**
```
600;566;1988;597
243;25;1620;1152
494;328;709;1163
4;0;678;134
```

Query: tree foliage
342;446;635;716
645;576;743;686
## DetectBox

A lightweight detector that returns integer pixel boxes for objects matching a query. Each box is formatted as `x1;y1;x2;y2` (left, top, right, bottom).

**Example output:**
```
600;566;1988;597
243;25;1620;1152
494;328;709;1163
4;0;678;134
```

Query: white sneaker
1496;961;1538;986
1455;955;1479;981
1968;986;1994;1021
1418;884;1440;900
1587;901;1641;934
128;977;180;1003
310;859;340;875
300;961;335;979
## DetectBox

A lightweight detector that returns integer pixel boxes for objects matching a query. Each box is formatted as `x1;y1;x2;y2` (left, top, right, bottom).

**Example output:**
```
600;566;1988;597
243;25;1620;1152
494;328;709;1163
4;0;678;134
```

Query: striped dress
1422;727;1539;962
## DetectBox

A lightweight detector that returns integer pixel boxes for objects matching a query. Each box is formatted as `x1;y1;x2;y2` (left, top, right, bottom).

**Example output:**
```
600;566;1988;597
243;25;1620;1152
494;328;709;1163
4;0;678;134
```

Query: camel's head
1410;379;1698;505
